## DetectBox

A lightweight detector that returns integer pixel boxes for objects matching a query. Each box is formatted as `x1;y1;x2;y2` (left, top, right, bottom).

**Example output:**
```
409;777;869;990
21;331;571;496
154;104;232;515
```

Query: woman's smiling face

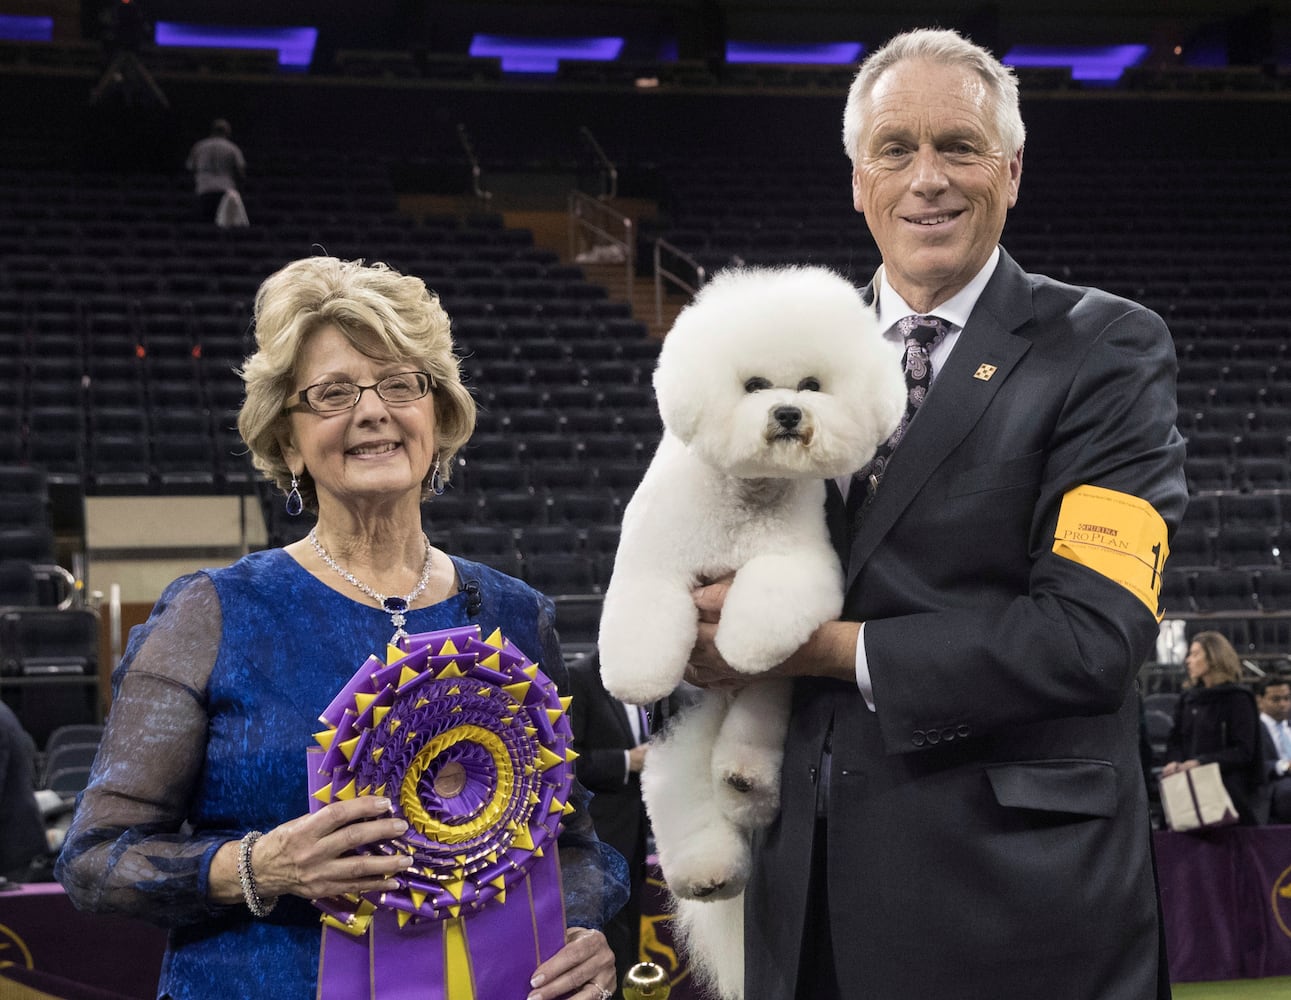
280;324;437;514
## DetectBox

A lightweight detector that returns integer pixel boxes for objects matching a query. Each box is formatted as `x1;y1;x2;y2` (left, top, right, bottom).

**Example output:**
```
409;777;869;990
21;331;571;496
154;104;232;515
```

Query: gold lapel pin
973;363;998;381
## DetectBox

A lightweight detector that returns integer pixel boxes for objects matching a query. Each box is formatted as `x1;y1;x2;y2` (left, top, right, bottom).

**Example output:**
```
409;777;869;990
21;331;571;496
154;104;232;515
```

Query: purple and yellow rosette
306;625;577;999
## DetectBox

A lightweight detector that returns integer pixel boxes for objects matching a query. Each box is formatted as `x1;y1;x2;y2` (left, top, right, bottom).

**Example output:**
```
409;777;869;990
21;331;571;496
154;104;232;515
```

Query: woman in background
1163;630;1265;825
57;256;624;999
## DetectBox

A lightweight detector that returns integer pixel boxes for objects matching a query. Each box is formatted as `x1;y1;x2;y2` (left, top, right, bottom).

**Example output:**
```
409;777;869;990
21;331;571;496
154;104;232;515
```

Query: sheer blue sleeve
54;574;237;927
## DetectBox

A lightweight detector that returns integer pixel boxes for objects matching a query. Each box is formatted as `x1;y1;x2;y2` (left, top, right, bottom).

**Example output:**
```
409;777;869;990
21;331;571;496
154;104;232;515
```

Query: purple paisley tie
850;314;951;524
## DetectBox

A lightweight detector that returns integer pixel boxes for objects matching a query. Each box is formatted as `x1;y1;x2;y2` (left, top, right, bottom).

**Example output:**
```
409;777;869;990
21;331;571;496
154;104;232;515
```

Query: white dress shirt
1262;712;1291;776
844;247;1003;709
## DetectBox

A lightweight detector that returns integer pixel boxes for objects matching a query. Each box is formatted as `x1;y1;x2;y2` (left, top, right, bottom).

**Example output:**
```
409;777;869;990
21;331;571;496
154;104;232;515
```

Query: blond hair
237;256;475;512
841;27;1026;167
1190;630;1244;687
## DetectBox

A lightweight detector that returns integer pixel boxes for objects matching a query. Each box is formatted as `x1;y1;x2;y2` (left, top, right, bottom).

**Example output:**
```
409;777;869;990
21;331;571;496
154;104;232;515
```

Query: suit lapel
846;250;1036;590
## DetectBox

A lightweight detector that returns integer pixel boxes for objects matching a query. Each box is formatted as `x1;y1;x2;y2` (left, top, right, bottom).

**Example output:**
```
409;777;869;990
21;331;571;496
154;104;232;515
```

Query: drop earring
429;460;445;497
285;474;304;515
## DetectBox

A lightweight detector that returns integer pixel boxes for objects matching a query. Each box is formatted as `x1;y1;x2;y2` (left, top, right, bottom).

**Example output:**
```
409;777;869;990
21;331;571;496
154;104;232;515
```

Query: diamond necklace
308;527;433;642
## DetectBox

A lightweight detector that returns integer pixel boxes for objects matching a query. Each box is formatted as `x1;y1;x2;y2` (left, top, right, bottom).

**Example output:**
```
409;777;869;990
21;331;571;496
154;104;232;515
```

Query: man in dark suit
684;27;1187;1000
568;652;655;996
1256;675;1291;823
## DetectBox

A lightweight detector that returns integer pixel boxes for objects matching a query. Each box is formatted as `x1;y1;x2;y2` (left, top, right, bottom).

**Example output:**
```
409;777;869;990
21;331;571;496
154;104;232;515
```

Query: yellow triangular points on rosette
502;681;531;703
371;747;384;763
385;644;404;665
354;691;378;714
562;800;575;816
409;888;427;911
338;735;361;761
511;824;536;851
490;874;507;903
483;628;505;649
372;705;391;728
546;708;564;725
527;791;541;806
396;908;413;929
440;638;460;655
480;651;502;671
415;697;430;709
548;796;566;815
334;778;358;800
398;665;421;687
522;664;539;681
312;784;333;805
443;878;466;902
437;660;466;679
313;728;336;750
538;746;564;771
565;747;579;763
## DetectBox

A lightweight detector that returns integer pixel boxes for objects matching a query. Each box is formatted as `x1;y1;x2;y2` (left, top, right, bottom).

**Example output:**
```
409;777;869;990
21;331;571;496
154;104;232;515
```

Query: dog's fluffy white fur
598;266;905;999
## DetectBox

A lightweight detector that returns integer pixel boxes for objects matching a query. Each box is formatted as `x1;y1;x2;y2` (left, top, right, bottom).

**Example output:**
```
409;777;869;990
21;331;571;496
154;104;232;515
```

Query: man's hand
684;577;862;690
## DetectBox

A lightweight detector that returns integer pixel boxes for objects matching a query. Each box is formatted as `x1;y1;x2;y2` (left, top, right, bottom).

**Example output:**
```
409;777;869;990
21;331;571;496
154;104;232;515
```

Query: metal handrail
578;125;617;200
455;123;492;205
568;190;634;296
652;237;706;328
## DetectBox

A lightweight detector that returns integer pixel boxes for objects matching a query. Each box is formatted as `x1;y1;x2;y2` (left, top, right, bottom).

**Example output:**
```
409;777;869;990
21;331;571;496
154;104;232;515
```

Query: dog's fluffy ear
653;270;749;444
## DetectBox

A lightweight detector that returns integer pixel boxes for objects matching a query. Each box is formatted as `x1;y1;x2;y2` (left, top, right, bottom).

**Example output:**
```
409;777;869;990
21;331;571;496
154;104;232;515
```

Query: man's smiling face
852;58;1022;313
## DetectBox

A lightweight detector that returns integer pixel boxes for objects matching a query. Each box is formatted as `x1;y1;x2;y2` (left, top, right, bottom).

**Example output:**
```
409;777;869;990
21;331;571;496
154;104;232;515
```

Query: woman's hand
526;926;617;1000
212;796;413;906
1162;759;1200;777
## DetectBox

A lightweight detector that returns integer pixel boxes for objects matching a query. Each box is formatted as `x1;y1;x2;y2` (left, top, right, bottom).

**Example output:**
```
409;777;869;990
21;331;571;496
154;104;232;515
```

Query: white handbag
1160;761;1239;832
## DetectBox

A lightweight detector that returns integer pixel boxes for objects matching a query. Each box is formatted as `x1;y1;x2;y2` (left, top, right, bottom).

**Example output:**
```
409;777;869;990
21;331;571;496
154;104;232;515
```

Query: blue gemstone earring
285;474;304;516
429;460;445;497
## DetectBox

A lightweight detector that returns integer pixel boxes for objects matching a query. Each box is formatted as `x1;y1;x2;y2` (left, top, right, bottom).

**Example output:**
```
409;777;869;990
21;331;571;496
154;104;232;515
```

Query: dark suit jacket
568;653;649;874
746;249;1188;1000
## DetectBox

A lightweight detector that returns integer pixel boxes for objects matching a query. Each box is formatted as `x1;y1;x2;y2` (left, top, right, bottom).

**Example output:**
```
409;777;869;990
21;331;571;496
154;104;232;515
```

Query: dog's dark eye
744;377;772;393
797;377;821;392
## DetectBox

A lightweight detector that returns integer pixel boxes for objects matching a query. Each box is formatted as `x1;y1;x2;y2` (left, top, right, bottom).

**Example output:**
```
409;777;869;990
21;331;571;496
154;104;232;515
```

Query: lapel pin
973;363;997;381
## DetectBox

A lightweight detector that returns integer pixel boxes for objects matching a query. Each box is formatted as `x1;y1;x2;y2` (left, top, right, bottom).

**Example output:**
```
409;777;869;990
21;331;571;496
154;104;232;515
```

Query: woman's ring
591;984;613;1000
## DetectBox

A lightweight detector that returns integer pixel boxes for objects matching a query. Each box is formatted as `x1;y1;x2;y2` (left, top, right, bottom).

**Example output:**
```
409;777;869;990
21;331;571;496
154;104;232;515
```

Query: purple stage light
1003;44;1149;82
725;41;864;65
154;22;318;69
0;15;53;42
468;35;624;74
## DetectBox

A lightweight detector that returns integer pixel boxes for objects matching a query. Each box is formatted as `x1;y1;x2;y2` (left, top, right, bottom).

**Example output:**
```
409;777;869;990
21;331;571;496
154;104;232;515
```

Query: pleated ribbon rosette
306;624;578;999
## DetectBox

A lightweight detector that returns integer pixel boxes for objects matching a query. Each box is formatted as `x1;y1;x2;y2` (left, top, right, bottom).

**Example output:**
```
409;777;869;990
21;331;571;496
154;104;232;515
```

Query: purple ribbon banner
307;625;576;999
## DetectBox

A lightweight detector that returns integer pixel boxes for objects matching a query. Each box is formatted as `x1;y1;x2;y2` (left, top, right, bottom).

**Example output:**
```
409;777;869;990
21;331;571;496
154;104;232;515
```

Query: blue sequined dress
56;550;627;1000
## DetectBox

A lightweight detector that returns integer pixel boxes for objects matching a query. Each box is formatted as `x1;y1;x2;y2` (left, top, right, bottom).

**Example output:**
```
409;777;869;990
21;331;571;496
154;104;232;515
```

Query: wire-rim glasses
286;371;435;414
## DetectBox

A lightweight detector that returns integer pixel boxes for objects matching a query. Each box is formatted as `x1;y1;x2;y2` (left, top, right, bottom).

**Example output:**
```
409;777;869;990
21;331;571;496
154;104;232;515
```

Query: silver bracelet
237;830;277;917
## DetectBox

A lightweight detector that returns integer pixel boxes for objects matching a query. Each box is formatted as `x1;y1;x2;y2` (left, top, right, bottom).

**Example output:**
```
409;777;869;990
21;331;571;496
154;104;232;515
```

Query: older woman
56;257;624;999
1163;630;1265;825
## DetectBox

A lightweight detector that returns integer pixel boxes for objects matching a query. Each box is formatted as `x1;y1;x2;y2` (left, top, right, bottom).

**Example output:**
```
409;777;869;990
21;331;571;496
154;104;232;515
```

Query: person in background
0;701;47;881
1163;631;1264;825
186;118;245;223
568;651;654;996
1255;674;1291;823
682;27;1187;1000
56;256;623;1000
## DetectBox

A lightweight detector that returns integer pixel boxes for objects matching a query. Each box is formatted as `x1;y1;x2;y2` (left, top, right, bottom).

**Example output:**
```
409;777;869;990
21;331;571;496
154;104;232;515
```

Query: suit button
926;729;941;745
912;731;926;747
941;728;956;743
957;724;971;738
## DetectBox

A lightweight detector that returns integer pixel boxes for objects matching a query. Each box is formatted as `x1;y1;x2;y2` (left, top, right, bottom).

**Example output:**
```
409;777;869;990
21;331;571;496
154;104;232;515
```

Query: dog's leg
711;678;792;830
643;693;751;901
673;892;746;1000
714;550;843;674
598;568;697;704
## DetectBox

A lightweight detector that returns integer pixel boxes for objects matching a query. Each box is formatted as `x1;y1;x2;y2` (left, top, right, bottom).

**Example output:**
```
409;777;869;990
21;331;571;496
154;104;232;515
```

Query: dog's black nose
774;406;801;429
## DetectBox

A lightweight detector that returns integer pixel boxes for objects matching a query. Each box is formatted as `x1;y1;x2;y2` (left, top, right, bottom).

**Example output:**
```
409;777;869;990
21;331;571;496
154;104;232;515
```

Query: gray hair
842;28;1025;166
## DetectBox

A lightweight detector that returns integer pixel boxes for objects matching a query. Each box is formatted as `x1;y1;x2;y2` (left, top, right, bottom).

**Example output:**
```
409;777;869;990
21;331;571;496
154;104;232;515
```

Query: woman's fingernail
530;972;546;987
526;992;541;1000
375;797;392;812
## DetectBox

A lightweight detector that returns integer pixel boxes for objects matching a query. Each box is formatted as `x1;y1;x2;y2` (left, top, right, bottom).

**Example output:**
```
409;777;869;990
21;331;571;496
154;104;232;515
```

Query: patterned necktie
849;314;951;523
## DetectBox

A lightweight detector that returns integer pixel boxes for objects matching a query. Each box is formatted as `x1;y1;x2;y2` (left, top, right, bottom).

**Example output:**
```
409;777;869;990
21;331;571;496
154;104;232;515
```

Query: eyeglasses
286;371;434;414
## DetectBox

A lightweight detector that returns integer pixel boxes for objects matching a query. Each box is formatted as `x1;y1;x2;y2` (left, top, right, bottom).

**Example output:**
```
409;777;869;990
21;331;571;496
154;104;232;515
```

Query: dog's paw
665;842;751;902
713;625;796;674
714;760;782;830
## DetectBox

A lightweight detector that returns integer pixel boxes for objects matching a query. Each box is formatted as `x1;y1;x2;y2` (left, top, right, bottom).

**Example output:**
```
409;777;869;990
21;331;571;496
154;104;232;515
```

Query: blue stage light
1003;44;1150;82
0;15;53;42
154;22;318;69
468;35;625;74
725;41;864;65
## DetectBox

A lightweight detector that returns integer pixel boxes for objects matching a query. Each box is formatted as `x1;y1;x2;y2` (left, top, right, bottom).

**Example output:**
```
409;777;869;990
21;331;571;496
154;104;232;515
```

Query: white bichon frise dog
597;265;905;999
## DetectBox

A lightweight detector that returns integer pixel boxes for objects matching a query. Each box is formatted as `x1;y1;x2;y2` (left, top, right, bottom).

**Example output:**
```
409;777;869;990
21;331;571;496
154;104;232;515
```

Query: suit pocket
985;758;1118;818
947;449;1044;498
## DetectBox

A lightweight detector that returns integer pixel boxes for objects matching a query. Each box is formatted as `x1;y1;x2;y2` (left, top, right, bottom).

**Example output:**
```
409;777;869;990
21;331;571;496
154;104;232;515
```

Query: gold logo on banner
1273;864;1291;941
0;922;34;970
973;364;997;381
